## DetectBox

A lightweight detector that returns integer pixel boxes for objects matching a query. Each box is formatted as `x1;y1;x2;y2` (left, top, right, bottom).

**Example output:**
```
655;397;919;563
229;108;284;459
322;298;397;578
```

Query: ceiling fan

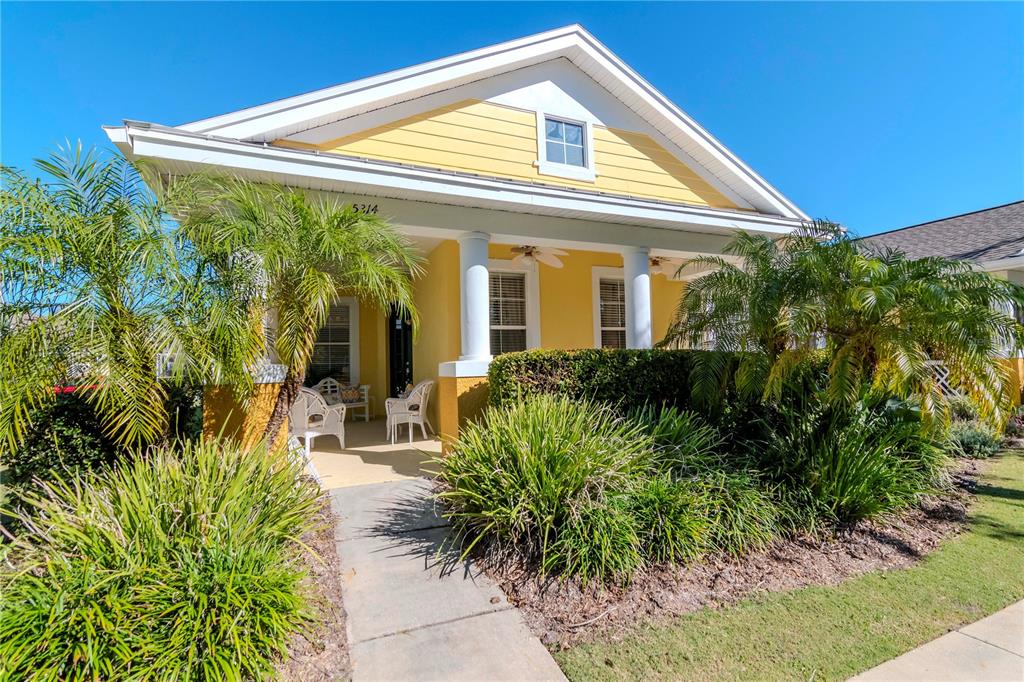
650;256;684;277
511;245;568;268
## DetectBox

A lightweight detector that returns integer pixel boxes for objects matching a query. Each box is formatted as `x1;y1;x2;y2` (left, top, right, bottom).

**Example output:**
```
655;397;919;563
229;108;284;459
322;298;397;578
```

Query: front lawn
555;449;1024;681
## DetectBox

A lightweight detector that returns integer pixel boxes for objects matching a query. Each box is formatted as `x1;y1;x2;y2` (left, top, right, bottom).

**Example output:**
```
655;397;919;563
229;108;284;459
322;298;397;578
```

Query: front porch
308;418;441;490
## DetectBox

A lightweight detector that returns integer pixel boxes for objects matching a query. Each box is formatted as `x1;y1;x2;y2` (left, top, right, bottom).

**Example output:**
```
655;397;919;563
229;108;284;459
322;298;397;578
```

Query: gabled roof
126;25;806;221
864;200;1024;265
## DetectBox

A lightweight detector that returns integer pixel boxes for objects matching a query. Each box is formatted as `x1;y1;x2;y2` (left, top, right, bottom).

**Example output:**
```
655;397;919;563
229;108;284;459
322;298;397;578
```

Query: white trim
591;265;625;348
488;258;542;351
120;25;807;219
110;124;804;236
312;296;360;384
534;111;597;182
980;255;1024;272
438;359;491;377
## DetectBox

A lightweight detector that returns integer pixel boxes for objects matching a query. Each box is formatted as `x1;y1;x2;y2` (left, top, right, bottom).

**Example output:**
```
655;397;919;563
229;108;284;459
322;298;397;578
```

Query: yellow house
105;25;808;442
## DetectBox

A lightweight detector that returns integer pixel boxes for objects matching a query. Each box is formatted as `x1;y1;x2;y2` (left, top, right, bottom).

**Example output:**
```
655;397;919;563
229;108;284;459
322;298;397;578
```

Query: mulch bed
486;459;983;650
277;495;351;681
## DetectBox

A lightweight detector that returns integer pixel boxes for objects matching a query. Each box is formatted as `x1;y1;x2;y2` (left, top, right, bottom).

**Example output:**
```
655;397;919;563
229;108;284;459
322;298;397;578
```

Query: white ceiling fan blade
534;252;564;268
512;253;528;264
546;248;570;257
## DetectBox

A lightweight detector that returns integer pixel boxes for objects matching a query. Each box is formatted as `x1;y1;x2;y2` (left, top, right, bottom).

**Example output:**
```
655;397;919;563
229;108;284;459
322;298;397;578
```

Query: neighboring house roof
864;201;1024;266
104;25;808;228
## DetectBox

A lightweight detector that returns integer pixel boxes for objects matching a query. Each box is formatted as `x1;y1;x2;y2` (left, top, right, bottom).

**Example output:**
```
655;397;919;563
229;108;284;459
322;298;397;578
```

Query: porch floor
308;418;442;490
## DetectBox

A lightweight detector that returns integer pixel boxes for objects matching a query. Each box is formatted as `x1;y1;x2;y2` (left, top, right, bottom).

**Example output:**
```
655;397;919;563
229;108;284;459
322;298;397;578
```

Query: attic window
545;118;586;167
535;113;596;182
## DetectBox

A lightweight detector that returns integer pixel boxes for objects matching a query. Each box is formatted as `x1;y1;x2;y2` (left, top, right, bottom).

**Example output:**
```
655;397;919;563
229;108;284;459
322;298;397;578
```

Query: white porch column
623;246;652;349
458;231;492;362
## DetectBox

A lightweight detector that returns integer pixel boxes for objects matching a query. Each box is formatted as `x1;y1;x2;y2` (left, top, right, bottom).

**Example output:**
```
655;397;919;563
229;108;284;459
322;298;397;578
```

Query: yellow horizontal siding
276;99;736;209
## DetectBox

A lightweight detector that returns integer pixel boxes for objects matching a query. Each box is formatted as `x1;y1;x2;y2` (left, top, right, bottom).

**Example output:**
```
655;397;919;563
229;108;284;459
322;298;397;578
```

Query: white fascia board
112;123;803;237
980;255;1024;272
179;26;583;138
170;25;806;221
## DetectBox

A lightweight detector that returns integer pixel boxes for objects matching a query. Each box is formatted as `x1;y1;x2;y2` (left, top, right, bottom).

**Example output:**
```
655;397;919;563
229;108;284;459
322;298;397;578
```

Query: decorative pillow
340;385;363;403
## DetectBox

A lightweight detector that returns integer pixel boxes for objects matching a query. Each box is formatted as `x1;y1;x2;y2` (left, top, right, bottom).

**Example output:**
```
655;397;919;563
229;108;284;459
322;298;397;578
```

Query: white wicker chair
289;387;346;455
384;380;434;444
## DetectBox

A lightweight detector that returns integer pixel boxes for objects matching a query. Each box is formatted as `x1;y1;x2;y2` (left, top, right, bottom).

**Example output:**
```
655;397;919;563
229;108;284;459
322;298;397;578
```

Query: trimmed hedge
489;349;689;409
489;348;732;412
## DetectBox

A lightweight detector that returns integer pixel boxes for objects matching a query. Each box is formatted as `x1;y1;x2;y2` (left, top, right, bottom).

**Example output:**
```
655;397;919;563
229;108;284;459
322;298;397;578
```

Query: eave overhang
107;122;805;238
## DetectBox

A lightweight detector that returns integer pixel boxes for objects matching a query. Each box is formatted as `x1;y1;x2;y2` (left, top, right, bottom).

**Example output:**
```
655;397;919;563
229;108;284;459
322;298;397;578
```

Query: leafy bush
0;439;320;680
758;401;946;521
488;348;697;412
0;393;118;493
947;395;980;422
1005;406;1024;439
165;381;205;442
948;421;1002;458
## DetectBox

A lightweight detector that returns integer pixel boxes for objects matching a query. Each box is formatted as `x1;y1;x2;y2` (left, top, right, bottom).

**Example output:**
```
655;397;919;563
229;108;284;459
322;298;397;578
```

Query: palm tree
662;221;1024;424
0;144;256;452
165;176;422;445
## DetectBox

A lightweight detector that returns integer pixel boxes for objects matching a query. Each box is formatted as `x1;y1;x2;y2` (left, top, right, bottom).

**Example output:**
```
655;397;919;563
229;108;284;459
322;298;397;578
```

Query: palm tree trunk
263;367;303;449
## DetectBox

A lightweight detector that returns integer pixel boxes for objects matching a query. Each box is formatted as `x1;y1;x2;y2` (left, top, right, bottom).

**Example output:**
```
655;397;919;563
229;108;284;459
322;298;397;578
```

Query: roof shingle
864;201;1024;263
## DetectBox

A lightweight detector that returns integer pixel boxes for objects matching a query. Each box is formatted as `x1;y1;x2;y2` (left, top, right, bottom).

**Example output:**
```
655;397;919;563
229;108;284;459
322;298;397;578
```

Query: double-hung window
489;272;528;355
309;299;359;384
597;278;627;349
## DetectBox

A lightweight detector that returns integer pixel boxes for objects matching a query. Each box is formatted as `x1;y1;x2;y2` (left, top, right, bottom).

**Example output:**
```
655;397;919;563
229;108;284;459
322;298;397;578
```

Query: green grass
555;450;1024;681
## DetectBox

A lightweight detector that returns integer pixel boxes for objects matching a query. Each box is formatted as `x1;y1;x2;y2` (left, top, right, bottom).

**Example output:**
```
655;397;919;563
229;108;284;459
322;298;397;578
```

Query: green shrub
487;348;828;416
947;395;980;422
549;496;643;584
686;470;783;555
437;395;654;582
949;421;1002;458
629;475;707;563
0;439;320;680
165;381;205;442
633;405;722;473
759;401;946;522
488;348;697;411
0;393;119;492
438;396;792;582
1006;406;1024;439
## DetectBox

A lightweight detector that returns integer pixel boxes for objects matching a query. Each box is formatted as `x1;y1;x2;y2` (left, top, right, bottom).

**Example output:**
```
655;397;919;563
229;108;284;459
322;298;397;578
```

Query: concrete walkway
853;601;1024;681
330;478;566;681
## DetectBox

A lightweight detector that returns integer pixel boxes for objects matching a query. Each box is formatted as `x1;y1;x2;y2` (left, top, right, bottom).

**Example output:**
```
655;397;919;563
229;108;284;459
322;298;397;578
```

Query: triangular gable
176;25;807;220
275;97;740;210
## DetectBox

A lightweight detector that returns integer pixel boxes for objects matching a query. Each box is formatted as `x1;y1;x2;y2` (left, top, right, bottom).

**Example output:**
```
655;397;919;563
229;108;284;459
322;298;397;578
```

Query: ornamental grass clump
0;439;320;681
437;395;655;582
437;396;789;582
758;401;948;522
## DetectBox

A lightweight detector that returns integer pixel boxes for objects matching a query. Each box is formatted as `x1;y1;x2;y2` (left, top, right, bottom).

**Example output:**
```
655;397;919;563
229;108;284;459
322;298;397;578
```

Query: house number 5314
353;203;379;214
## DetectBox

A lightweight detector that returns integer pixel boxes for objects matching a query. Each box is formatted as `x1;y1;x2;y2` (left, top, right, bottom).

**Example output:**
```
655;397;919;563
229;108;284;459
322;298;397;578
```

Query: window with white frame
490;272;528;355
536;113;595;182
309;299;358;385
597;278;627;349
544;117;586;168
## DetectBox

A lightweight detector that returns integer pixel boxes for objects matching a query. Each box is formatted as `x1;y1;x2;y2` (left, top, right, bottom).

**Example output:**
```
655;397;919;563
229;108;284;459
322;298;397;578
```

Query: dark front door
387;306;414;398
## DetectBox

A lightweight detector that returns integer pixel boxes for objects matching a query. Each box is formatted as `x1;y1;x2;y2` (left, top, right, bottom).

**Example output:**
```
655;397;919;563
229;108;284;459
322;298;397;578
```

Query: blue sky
2;2;1021;235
